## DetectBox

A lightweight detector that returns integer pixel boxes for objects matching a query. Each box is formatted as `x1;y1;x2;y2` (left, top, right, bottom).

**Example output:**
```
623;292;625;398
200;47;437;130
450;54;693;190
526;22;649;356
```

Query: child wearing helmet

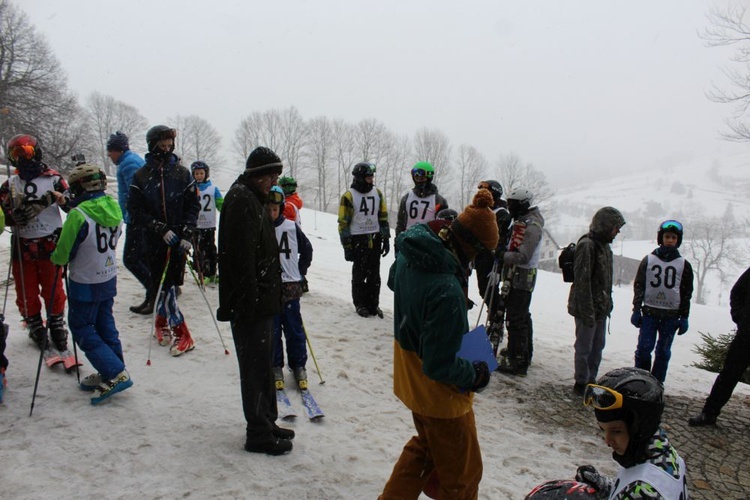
0;134;72;365
278;176;303;224
395;161;449;237
265;186;314;390
190;161;223;285
576;367;688;498
631;220;694;383
50;165;132;404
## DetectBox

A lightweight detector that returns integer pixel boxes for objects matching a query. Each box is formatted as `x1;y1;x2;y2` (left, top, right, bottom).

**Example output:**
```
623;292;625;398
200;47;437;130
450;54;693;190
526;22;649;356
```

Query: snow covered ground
1;207;746;499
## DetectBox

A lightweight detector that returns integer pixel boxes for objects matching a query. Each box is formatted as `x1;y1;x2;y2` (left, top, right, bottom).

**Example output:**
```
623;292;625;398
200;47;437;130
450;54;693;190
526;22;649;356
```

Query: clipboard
456;324;499;372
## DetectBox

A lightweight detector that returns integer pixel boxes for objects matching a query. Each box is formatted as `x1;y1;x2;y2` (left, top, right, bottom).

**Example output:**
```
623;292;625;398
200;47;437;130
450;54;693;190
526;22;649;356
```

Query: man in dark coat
689;266;750;426
217;146;294;455
568;206;626;395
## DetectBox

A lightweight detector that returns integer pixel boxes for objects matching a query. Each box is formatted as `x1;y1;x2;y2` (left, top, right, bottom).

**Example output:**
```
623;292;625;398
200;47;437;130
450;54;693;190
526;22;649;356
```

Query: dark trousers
193;228;217;278
634;315;679;383
231;316;278;444
350;234;382;311
704;326;750;416
123;224;151;293
505;287;533;368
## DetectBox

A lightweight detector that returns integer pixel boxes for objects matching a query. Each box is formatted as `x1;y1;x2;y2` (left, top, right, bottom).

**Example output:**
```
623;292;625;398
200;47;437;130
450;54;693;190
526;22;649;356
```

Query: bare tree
170;114;222;171
684;216;746;305
278;106;308;178
493;152;553;206
0;1;87;170
86;92;148;174
701;4;750;141
232;109;282;164
413;127;452;186
307;115;336;211
331;119;356;200
454;144;488;208
352;118;398;205
382;133;411;217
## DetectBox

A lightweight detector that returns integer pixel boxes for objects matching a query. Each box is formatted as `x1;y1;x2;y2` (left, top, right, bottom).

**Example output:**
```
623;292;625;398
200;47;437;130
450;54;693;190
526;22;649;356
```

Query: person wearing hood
379;190;496;500
631;220;693;384
0;134;70;357
395;161;449;237
128;126;200;357
569;206;626;395
50;164;132;405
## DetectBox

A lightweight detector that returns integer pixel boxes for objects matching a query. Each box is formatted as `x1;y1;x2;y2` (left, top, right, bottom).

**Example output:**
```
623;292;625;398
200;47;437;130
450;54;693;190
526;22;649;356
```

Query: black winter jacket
217;172;282;322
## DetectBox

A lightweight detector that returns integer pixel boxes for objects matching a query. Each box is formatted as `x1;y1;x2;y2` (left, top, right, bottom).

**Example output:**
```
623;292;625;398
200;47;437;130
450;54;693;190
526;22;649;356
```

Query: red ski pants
12;258;66;318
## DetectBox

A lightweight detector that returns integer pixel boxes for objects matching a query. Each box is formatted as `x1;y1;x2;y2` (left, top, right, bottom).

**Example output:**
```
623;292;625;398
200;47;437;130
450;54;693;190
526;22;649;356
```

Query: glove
179;239;192;252
11;204;35;225
344;248;355;262
162;230;179;246
630;310;642;328
678;317;689;335
381;238;390;257
470;361;490;393
575;465;612;493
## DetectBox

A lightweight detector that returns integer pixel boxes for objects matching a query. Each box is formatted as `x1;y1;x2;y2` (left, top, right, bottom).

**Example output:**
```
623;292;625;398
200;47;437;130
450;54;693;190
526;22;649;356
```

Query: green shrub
692;330;750;385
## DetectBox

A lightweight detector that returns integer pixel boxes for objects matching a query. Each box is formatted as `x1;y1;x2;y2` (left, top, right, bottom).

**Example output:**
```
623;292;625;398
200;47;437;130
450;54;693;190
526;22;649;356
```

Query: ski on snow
300;388;324;420
276;387;324;421
43;347;82;372
276;389;297;420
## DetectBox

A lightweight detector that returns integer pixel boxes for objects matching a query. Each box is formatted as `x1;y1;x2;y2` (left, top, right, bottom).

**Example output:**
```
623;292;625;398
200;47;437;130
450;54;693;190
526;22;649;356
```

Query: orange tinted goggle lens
10;144;35;161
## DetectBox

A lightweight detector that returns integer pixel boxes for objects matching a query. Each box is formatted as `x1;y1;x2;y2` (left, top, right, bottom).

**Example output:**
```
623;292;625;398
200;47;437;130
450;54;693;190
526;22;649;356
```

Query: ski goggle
412;168;429;177
583;384;624;410
268;190;284;204
660;220;683;233
9;144;36;162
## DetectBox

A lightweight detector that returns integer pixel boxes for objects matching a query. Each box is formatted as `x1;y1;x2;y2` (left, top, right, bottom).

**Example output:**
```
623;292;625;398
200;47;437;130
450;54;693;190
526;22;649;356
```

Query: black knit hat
106;131;130;152
244;146;283;177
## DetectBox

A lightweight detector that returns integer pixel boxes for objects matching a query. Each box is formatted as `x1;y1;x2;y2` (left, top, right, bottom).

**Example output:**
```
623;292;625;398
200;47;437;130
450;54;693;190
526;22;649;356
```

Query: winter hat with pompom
450;189;499;257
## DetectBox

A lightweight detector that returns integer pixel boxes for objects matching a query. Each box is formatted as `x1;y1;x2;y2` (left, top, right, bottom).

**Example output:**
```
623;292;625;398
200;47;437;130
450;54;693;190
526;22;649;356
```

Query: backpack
558;243;576;283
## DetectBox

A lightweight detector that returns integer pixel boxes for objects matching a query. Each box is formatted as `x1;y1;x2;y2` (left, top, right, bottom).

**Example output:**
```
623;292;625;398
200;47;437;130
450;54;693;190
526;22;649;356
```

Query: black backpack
558;243;576;283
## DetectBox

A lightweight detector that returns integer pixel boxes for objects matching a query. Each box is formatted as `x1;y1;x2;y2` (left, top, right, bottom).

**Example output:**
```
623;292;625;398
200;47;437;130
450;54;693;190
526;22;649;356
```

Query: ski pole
186;257;229;355
62;266;81;384
302;322;324;385
0;233;13;344
30;265;61;417
147;248;171;366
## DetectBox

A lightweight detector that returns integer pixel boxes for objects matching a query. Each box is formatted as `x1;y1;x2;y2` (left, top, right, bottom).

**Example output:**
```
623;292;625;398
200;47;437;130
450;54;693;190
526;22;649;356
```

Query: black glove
630;310;642;328
470;361;490;393
678;317;689;335
344;248;355;262
575;465;612;493
11;204;35;225
381;238;390;257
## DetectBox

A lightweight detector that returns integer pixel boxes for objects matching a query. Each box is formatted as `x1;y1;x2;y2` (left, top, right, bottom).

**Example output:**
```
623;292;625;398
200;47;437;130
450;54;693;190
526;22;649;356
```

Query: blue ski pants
69;297;125;381
273;298;308;370
634;314;679;383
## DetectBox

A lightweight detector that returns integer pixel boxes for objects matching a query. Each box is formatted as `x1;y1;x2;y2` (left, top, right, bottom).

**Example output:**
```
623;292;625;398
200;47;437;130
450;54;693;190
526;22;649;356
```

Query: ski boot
170;322;195;357
91;370;133;405
154;315;172;346
293;367;308;390
274;367;285;390
80;372;102;392
25;314;47;351
49;314;69;352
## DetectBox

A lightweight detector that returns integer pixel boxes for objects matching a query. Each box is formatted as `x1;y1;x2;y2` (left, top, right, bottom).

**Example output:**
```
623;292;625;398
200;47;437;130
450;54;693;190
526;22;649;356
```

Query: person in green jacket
380;189;498;500
51;164;132;405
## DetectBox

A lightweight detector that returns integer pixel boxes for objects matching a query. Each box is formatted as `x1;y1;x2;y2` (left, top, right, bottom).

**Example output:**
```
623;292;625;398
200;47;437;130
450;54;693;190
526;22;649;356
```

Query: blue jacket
116;150;145;224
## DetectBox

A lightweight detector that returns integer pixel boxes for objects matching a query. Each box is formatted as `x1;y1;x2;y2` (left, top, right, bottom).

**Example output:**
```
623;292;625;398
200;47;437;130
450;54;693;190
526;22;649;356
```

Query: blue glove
678;317;689;335
630;310;642;328
381;238;390;257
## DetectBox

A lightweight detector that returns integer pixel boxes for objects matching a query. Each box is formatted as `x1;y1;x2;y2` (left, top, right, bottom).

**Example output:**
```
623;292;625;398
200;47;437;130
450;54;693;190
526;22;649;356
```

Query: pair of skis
276;386;324;421
43;346;82;372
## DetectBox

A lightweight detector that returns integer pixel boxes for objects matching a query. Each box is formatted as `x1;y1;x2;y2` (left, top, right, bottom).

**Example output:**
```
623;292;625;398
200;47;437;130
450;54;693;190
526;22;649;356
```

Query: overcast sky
20;0;749;187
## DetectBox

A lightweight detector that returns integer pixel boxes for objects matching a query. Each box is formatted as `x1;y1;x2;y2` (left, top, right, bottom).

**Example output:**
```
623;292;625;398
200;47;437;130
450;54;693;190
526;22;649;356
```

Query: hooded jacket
115;149;145;224
567;207;626;326
388;223;476;418
51;193;123;302
217;171;282;322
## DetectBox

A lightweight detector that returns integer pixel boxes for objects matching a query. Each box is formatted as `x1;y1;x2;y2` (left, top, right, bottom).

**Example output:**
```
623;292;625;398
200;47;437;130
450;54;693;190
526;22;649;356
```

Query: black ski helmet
146;125;176;153
436;208;458;222
352;162;376;179
478;180;504;205
191;160;210;180
525;479;607;500
657;219;683;248
591;367;664;468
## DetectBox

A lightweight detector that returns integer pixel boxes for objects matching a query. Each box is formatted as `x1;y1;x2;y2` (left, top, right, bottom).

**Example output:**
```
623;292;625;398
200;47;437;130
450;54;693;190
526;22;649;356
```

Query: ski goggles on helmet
9;144;36;162
660;220;683;233
411;168;429;178
583;384;624;410
268;189;284;204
